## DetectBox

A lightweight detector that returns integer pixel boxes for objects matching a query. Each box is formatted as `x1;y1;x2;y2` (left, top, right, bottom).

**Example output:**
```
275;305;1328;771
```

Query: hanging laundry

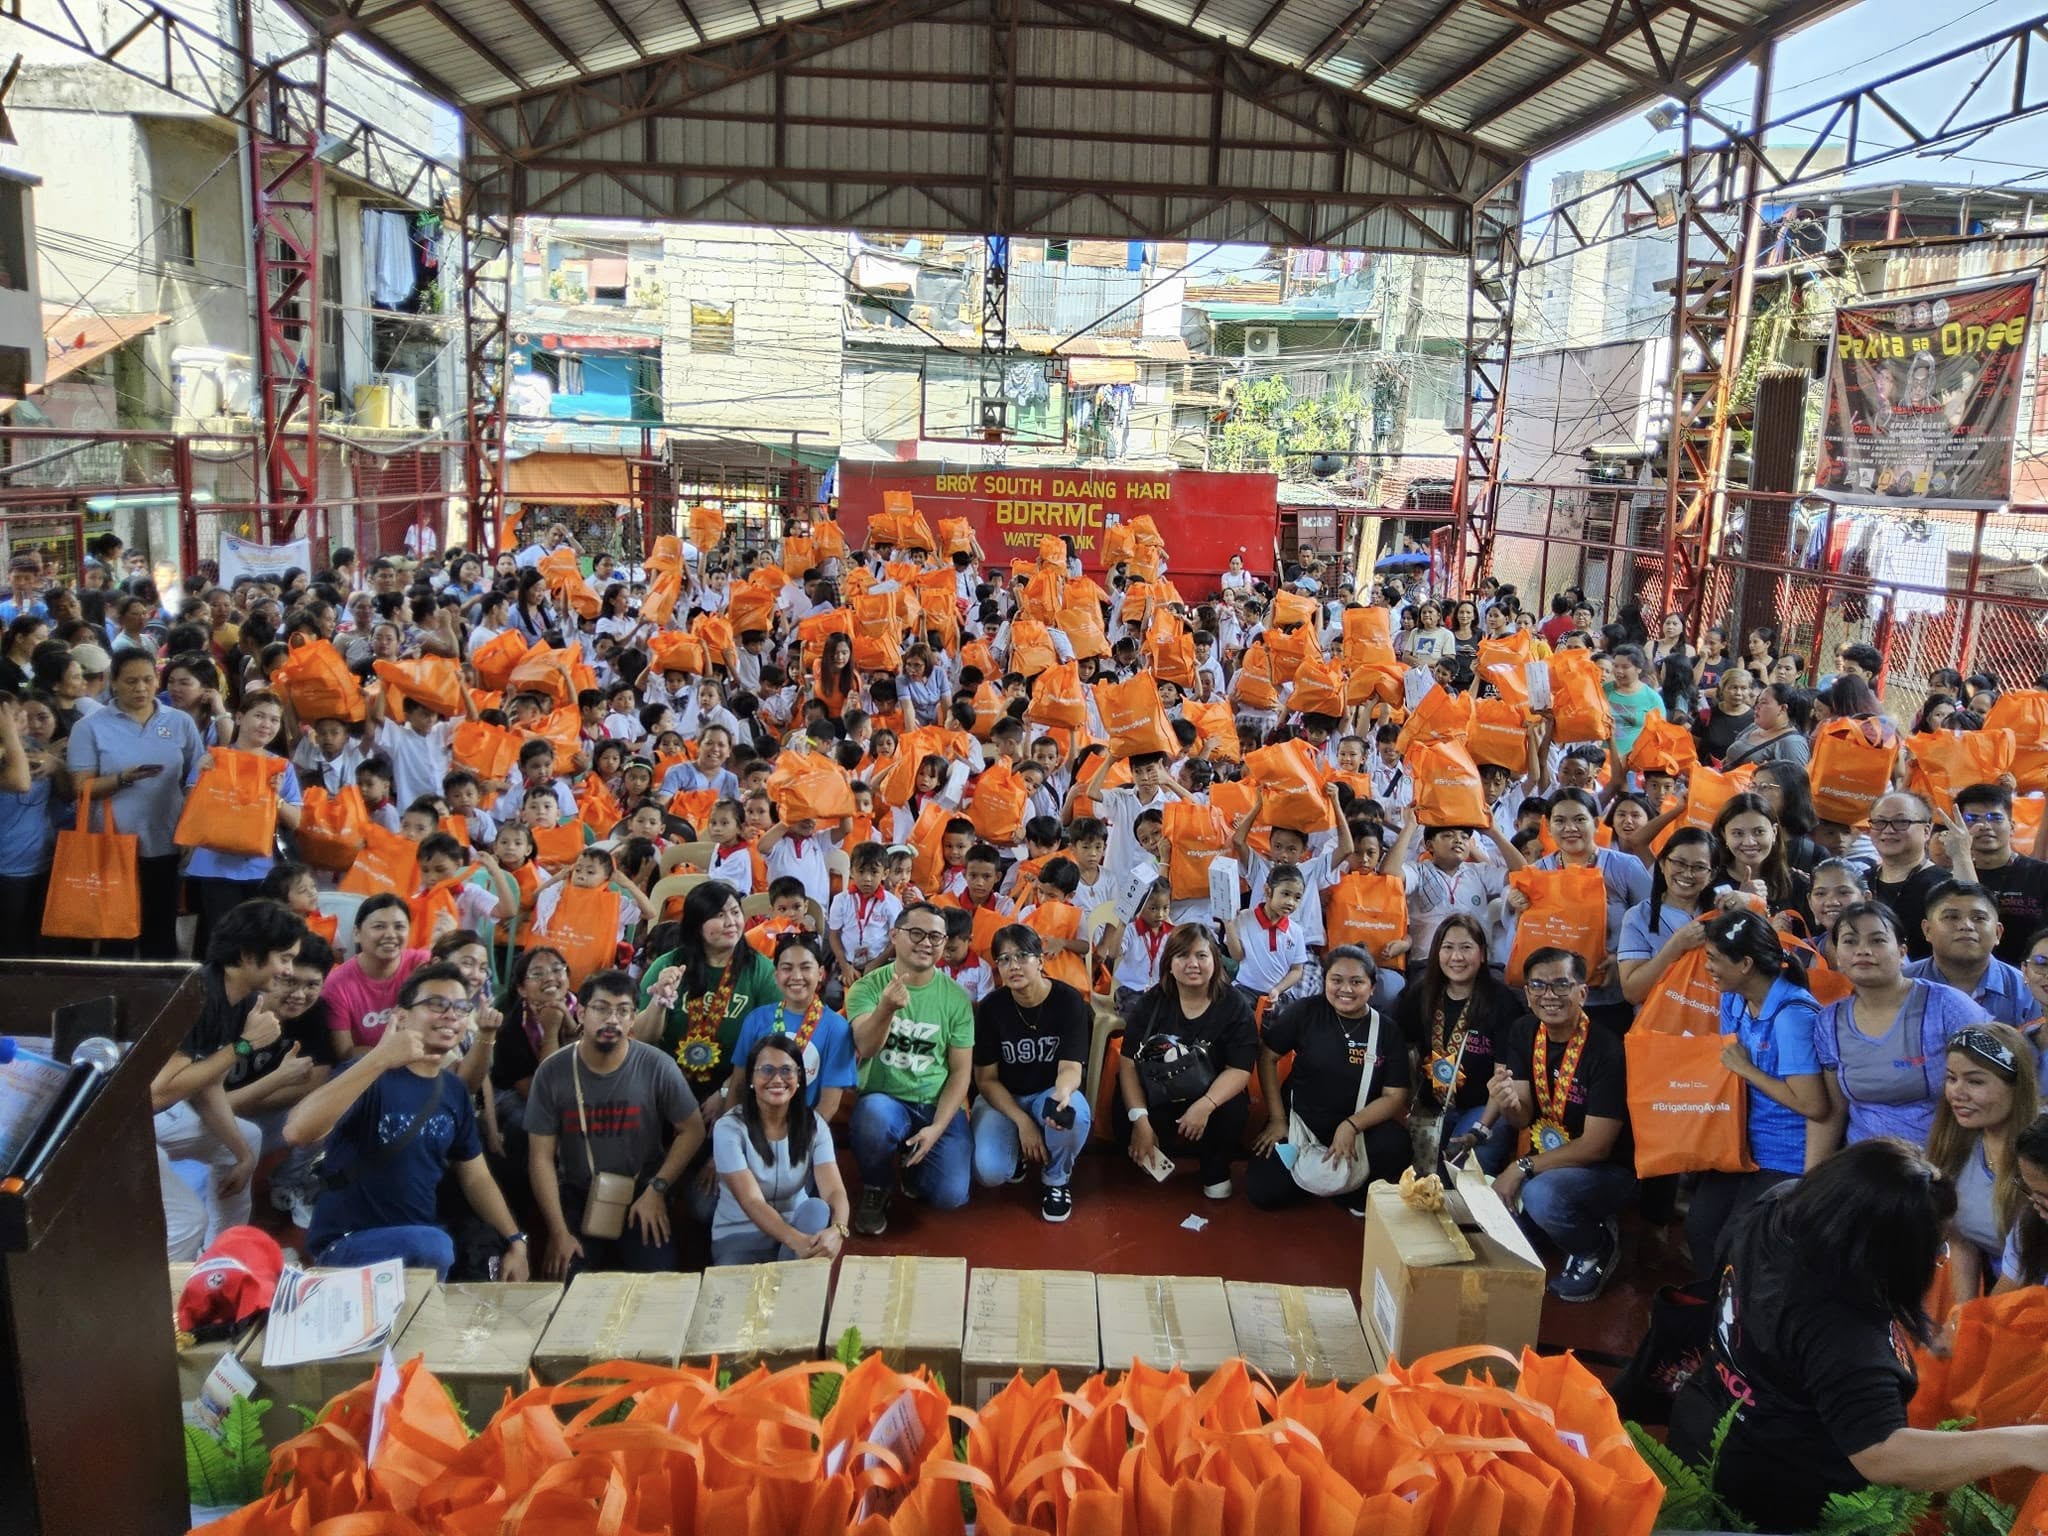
1872;517;1951;619
364;209;416;308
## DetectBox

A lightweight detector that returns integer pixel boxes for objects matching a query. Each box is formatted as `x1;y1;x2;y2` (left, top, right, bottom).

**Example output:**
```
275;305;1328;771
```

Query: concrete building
0;0;453;562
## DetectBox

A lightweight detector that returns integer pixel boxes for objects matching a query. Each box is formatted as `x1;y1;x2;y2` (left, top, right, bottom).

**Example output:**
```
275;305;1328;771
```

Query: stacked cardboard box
681;1259;831;1374
533;1272;702;1384
392;1282;564;1425
960;1268;1099;1408
1225;1281;1379;1388
824;1255;968;1384
1096;1274;1237;1379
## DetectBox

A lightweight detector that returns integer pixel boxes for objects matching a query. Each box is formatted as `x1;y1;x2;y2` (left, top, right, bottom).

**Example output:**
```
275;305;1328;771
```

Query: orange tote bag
1809;716;1899;826
1505;865;1608;986
43;789;140;941
1410;740;1491;828
174;747;287;858
1095;675;1176;759
1325;870;1409;970
296;785;369;872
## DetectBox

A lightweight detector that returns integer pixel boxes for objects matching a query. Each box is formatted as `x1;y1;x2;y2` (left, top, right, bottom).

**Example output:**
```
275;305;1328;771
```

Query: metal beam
1520;12;2048;267
0;0;453;205
1661;46;1770;630
1450;175;1522;593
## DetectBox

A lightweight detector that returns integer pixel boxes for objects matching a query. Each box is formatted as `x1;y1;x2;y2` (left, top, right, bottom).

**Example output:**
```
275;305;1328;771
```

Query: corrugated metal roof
319;0;1846;149
321;0;1853;253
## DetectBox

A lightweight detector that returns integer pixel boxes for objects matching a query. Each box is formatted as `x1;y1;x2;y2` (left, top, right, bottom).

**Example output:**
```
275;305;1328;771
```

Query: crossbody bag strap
1350;1007;1382;1119
323;1068;448;1191
570;1050;599;1183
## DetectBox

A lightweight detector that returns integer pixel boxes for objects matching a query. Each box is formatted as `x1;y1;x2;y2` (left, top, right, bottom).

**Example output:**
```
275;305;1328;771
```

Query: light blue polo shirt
64;702;204;857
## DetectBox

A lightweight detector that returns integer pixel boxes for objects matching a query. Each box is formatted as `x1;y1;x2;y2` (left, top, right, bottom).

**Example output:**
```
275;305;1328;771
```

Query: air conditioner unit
1242;327;1280;360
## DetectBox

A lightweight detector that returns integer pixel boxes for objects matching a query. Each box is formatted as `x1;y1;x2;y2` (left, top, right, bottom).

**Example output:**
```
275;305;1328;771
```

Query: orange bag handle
74;785;119;838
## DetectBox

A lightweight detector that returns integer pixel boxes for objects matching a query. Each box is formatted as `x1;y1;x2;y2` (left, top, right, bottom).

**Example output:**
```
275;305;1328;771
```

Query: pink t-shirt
322;949;432;1049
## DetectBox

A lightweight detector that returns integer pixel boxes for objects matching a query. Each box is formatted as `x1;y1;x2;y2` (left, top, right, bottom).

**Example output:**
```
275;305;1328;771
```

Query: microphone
2;1038;124;1188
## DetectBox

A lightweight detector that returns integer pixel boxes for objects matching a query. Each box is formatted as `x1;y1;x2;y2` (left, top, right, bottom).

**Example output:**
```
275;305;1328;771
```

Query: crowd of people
9;514;2048;1515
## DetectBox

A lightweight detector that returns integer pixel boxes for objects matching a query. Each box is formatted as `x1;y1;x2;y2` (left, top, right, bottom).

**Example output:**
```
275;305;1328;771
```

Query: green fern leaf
291;1404;319;1431
184;1420;233;1506
811;1327;865;1419
1812;1481;1931;1536
1945;1481;2016;1536
717;1367;733;1392
223;1397;274;1503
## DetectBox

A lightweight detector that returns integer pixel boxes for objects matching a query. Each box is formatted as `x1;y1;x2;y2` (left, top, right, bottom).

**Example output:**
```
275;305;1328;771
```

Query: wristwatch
1127;1106;1150;1123
649;1175;672;1196
233;1039;255;1059
1516;1156;1535;1178
504;1231;527;1248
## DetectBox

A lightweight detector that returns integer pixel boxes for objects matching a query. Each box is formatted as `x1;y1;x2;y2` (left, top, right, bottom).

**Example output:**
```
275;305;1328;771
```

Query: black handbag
1131;1031;1216;1108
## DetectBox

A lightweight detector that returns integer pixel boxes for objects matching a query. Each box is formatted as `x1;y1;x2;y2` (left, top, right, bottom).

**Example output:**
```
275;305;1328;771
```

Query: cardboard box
682;1259;832;1375
234;1267;439;1444
392;1282;564;1426
532;1272;702;1384
961;1268;1100;1408
1096;1274;1237;1379
1225;1282;1379;1388
825;1255;968;1385
1358;1164;1543;1375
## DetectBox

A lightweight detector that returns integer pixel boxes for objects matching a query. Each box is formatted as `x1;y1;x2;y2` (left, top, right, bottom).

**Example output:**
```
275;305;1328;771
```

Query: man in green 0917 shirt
845;902;976;1236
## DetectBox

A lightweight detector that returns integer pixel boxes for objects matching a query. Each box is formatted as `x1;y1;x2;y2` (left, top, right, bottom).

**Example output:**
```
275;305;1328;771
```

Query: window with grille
161;202;196;266
691;303;734;355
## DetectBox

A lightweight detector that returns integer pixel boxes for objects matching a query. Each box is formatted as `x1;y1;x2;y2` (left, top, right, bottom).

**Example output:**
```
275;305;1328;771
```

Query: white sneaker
288;1190;318;1230
1202;1178;1233;1200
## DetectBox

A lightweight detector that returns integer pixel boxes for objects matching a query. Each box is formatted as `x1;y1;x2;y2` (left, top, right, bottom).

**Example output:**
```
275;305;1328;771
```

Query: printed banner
834;463;1277;591
218;533;313;587
1816;274;2039;509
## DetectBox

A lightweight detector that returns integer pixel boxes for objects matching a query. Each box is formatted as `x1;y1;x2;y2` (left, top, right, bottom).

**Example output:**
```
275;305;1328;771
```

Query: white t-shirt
1113;919;1173;992
1399;858;1504;958
767;833;831;909
373;717;458;811
828;887;902;970
1231;907;1308;993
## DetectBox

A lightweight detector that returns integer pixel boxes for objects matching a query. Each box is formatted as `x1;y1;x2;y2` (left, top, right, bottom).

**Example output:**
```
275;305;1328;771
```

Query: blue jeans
1518;1163;1636;1256
709;1196;833;1266
970;1090;1093;1188
315;1224;457;1280
1448;1103;1516;1176
849;1094;971;1209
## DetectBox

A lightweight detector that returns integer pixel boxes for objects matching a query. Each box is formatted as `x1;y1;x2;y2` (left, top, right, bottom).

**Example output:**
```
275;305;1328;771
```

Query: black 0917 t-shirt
1261;998;1410;1142
1975;853;2048;964
973;980;1093;1098
1669;1188;1914;1533
1393;985;1510;1115
1502;1014;1632;1163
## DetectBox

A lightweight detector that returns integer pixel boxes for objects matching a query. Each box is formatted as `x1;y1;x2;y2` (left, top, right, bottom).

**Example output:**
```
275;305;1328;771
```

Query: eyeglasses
1954;1027;2019;1076
582;1002;636;1022
1962;812;2010;827
994;952;1037;968
2026;955;2048;971
1663;860;1714;877
900;928;947;947
275;978;321;996
1868;818;1930;833
754;1064;798;1082
411;996;474;1018
1525;978;1583;996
